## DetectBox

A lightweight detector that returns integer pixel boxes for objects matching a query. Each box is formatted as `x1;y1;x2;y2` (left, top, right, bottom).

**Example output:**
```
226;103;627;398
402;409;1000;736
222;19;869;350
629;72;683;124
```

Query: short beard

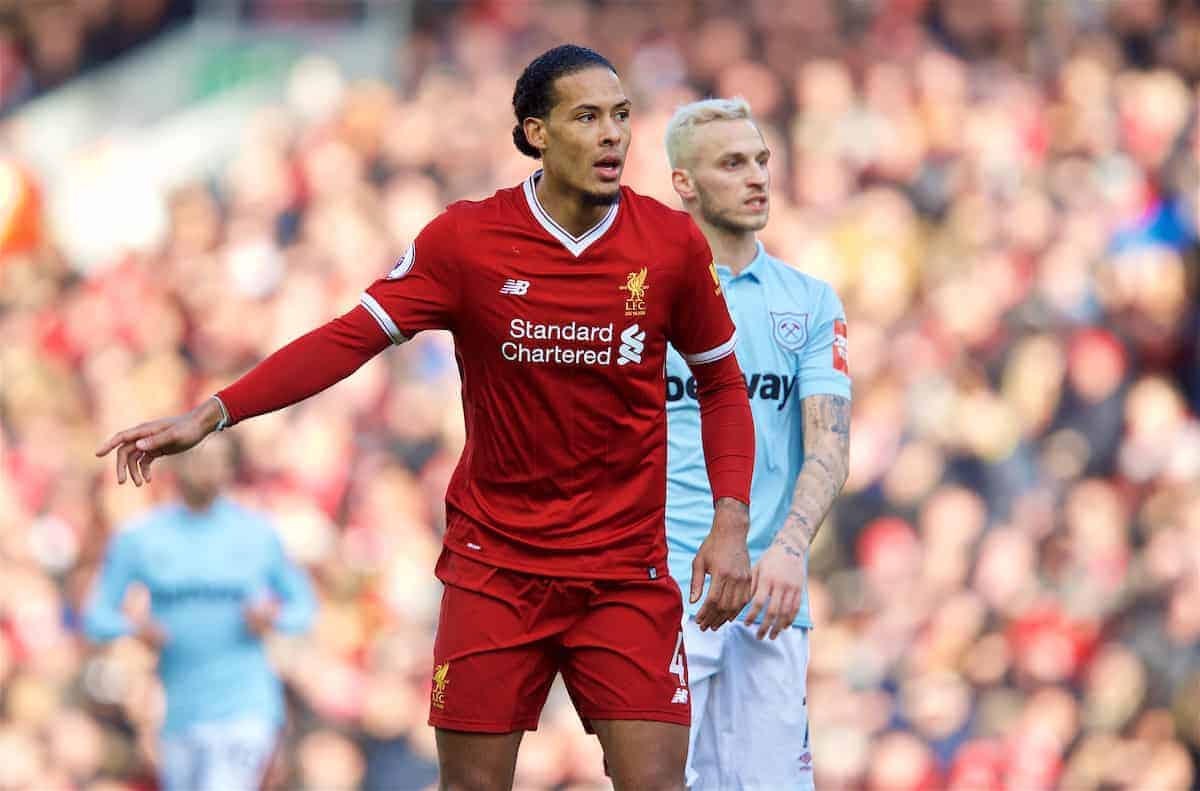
582;188;620;207
700;203;767;234
696;184;767;234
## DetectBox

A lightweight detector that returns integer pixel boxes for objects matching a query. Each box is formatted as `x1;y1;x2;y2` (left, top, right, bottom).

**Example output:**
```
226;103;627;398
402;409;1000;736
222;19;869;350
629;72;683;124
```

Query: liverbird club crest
771;312;808;352
620;267;649;317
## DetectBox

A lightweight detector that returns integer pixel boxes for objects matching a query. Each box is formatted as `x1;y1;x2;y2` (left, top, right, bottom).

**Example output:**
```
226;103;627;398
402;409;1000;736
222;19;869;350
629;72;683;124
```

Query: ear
671;168;697;202
523;117;549;156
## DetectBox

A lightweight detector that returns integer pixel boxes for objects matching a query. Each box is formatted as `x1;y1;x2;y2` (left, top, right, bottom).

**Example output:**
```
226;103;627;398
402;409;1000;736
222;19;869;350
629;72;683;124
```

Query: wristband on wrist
211;395;231;432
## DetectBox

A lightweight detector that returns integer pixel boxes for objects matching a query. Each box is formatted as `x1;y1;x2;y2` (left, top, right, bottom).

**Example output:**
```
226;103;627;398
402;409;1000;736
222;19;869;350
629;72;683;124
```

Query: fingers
134;425;179;454
722;569;752;625
690;553;706;604
695;576;725;631
699;570;752;631
758;585;801;640
97;429;138;458
124;443;165;487
779;588;802;637
744;564;765;625
757;586;783;640
127;448;145;487
115;441;135;485
101;420;174;486
744;586;769;628
96;422;162;457
138;452;155;484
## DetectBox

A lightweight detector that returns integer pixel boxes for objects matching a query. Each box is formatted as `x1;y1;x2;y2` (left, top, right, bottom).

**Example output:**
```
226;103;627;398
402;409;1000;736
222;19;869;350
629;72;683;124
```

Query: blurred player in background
84;434;316;791
663;98;852;790
96;45;756;791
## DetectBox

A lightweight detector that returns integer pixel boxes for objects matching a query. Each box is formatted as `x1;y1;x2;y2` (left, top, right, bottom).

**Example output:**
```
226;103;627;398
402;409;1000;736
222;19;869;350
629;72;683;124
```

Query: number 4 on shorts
668;630;686;686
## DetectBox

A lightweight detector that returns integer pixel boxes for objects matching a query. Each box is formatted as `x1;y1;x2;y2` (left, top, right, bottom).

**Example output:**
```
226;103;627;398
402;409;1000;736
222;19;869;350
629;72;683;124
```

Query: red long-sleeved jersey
221;174;753;580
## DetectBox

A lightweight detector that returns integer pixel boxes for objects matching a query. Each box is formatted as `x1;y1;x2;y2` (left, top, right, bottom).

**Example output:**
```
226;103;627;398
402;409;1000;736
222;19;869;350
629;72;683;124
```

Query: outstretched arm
96;305;389;486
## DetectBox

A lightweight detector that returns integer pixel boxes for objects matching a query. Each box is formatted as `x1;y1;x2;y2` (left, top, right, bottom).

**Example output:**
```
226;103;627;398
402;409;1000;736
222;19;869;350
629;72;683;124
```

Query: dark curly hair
512;44;617;159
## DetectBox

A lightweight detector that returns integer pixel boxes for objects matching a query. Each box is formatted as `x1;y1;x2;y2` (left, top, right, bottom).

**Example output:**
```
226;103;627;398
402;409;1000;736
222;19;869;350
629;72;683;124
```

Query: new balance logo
617;324;645;365
671;688;689;705
499;279;530;295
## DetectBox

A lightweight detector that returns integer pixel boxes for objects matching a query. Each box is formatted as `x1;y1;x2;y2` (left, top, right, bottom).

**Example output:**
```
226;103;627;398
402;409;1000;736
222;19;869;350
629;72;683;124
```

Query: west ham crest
771;311;808;352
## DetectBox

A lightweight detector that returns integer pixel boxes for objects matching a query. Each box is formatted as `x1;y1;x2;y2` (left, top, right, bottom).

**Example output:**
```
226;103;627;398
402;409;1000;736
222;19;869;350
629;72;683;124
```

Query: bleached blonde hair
664;96;755;168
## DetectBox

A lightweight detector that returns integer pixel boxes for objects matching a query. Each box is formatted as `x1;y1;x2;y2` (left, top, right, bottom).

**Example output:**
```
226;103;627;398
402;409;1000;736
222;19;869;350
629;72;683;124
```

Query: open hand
95;399;224;486
744;540;806;640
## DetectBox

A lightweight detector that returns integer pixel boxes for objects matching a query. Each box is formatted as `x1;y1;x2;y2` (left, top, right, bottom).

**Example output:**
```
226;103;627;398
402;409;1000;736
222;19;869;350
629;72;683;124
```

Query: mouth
744;195;768;211
593;156;622;181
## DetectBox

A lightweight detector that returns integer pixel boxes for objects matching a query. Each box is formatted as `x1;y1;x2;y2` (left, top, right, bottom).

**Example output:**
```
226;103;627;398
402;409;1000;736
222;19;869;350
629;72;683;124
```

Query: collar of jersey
523;170;620;258
715;240;766;283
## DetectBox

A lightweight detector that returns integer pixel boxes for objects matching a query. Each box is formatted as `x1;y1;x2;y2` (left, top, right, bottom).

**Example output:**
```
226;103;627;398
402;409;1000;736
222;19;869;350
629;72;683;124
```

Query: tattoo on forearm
811;395;850;436
777;540;805;558
770;395;851;554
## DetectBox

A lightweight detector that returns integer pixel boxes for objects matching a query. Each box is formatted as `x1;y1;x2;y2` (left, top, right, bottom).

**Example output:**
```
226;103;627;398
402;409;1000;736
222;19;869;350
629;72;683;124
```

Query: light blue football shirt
666;242;851;629
84;497;316;734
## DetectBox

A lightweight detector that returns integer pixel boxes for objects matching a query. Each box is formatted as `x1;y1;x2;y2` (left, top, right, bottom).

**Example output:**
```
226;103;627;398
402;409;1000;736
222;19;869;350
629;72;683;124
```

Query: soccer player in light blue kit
84;434;316;791
663;98;852;790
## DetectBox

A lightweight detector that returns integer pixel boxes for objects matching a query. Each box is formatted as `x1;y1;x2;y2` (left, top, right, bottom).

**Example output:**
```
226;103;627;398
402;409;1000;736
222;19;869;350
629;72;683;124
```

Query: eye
615;109;630;121
578;112;595;122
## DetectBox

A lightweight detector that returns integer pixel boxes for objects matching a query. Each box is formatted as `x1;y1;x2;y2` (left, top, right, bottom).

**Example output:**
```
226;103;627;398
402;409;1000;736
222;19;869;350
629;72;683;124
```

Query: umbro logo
500;279;530;295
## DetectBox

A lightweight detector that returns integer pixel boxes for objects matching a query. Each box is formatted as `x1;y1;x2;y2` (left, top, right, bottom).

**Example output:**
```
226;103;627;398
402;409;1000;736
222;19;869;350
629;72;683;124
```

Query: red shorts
427;548;690;733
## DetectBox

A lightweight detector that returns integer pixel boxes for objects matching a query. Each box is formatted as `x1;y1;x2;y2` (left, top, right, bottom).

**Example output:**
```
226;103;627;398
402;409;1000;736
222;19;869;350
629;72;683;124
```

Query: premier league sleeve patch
387;242;416;280
771;311;809;352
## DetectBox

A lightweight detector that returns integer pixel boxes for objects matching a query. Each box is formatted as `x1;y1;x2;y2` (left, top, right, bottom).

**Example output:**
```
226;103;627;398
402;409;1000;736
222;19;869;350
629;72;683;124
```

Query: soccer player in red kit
97;45;755;790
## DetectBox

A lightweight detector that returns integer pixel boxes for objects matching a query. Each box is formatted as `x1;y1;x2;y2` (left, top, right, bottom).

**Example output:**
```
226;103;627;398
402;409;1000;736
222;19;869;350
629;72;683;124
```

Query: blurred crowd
0;0;388;114
0;0;197;113
2;0;1200;789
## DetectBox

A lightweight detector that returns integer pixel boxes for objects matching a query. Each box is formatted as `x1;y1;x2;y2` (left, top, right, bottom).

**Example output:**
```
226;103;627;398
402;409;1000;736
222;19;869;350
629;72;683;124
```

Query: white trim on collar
522;170;619;258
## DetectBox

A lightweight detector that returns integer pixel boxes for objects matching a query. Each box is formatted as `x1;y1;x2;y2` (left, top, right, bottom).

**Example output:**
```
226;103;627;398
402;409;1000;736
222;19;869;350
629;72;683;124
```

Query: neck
696;219;758;275
535;170;612;238
181;492;217;513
